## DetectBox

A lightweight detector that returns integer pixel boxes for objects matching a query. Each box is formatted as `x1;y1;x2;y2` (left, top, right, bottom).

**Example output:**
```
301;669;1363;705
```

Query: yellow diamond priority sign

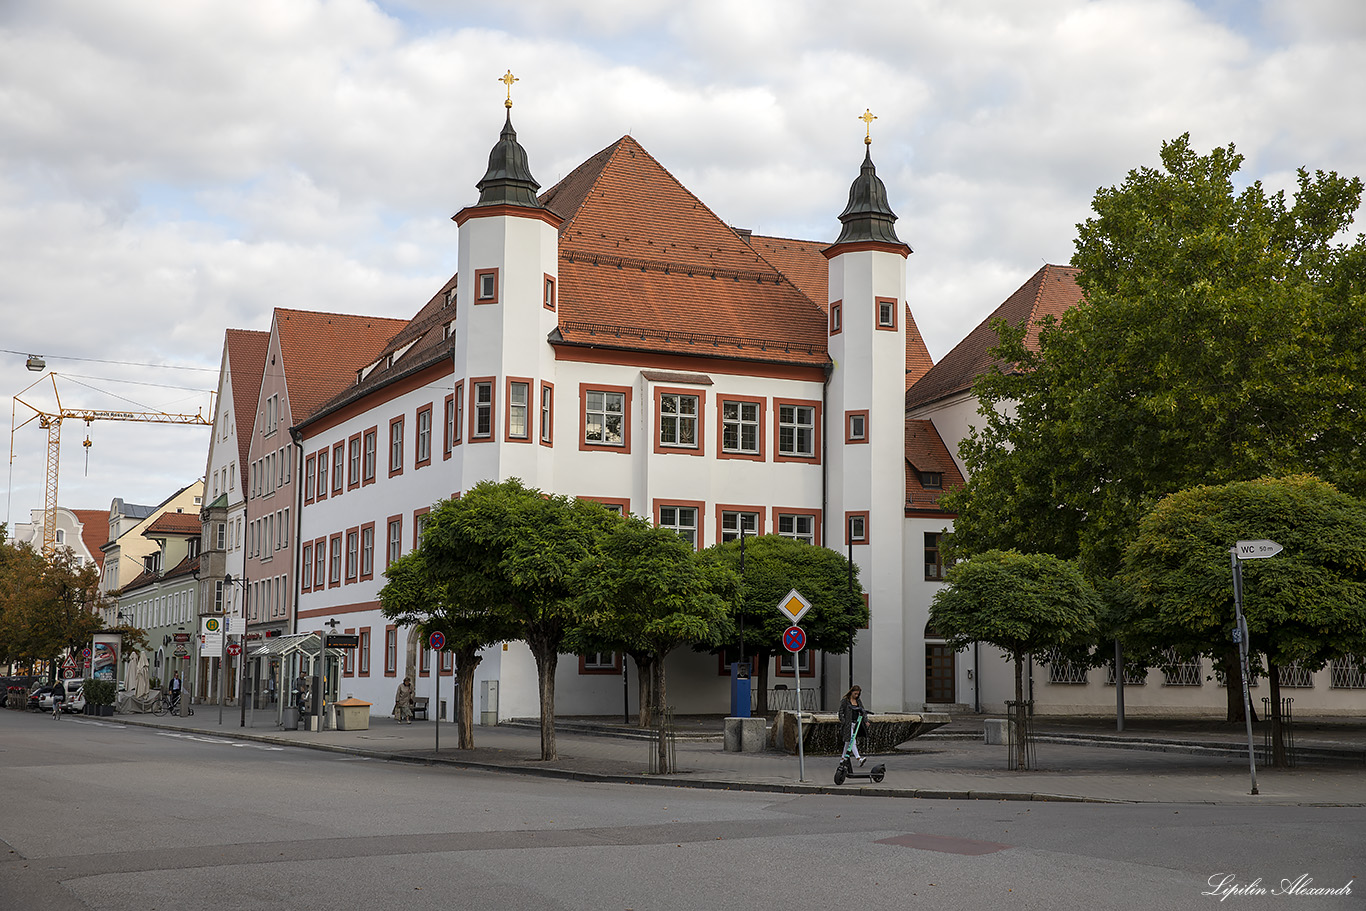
777;589;811;624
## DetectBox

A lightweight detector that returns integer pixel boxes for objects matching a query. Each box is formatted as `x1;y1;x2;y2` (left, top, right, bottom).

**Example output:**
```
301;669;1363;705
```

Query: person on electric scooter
839;685;871;766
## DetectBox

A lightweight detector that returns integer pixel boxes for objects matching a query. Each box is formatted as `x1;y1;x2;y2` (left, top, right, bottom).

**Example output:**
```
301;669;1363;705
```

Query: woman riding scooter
838;685;871;766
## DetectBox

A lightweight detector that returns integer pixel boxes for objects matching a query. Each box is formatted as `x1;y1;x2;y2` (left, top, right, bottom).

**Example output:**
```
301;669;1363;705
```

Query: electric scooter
833;713;886;784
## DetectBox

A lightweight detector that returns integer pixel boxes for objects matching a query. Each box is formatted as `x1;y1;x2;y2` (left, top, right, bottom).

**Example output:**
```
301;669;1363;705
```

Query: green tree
379;545;518;749
567;515;735;757
700;535;866;714
947;134;1366;577
419;479;604;761
929;550;1102;770
1123;475;1366;765
0;542;107;676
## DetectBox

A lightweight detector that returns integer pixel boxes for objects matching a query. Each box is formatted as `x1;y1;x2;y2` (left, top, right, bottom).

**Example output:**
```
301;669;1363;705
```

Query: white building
287;105;962;721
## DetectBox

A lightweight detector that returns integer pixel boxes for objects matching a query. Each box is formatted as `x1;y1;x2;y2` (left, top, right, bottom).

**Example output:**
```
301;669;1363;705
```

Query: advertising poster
91;633;121;683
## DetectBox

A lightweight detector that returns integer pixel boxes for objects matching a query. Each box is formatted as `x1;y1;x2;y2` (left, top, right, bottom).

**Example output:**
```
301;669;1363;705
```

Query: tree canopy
0;536;107;674
946;134;1366;575
568;515;734;762
379;545;518;748
929;549;1102;769
700;534;866;713
417;479;611;760
1124;475;1366;673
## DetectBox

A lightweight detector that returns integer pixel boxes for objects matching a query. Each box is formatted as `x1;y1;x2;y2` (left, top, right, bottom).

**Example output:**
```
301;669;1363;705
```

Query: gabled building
239;307;406;704
98;482;204;626
10;506;107;571
115;509;202;694
289;102;951;719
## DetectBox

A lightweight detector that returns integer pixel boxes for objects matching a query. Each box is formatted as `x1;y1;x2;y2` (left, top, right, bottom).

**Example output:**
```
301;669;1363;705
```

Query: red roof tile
905;264;1082;411
274;309;409;423
72;508;108;571
225;328;269;469
541;137;830;367
750;233;933;388
143;512;202;537
905;419;965;511
749;234;829;307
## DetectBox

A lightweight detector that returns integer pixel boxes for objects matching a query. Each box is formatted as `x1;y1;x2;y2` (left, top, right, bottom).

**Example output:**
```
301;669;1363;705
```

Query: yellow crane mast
11;372;210;557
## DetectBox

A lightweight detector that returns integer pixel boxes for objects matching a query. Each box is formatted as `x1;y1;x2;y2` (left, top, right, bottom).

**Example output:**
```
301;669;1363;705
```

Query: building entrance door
925;644;956;704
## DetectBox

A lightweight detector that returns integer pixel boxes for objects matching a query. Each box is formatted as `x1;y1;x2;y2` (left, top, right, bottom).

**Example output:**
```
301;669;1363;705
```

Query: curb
109;715;1112;802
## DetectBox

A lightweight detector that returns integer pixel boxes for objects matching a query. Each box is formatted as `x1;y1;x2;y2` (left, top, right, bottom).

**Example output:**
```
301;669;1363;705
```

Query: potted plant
84;678;116;716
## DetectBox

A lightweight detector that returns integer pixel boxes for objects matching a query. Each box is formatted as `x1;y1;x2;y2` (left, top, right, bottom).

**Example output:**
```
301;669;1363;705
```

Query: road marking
156;731;284;751
70;719;127;729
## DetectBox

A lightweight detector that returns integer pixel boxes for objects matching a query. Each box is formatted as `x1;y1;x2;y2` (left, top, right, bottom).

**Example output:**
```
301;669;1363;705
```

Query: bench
412;696;429;721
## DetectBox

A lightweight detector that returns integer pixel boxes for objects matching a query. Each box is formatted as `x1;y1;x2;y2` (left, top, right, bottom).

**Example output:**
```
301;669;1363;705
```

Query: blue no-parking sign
428;631;445;651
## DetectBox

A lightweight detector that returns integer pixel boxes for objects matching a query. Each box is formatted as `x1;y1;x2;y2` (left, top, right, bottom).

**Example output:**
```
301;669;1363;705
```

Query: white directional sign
777;589;812;624
1236;540;1283;560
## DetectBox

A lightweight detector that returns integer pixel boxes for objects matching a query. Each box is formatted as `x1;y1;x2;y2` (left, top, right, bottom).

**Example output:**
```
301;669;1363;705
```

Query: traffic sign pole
783;625;807;782
429;631;446;753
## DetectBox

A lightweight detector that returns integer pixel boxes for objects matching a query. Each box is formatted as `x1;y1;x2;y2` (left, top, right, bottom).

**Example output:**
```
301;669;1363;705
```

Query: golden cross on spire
500;69;519;109
859;108;877;145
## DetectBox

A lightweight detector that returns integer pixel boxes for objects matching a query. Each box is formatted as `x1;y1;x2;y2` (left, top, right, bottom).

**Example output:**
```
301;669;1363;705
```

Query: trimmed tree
568;515;735;750
419;479;604;761
1123;475;1366;765
930;550;1102;770
700;535;866;714
379;545;517;749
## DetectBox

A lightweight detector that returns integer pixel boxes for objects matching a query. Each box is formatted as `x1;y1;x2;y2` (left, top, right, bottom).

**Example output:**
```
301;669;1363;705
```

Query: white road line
156;731;285;751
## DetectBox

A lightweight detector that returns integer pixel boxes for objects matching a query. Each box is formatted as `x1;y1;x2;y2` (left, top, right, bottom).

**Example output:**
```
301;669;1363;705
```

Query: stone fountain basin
769;711;951;755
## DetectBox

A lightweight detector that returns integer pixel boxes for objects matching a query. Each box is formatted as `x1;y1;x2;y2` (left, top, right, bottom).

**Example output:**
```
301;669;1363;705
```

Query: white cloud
2;0;1364;521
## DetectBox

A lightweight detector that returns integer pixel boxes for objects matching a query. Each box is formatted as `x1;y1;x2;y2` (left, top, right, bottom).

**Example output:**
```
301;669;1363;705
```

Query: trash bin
335;698;372;731
282;706;300;730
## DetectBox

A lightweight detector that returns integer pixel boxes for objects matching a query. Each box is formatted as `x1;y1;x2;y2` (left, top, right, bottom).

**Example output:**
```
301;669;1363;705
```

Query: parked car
40;680;86;713
28;683;60;711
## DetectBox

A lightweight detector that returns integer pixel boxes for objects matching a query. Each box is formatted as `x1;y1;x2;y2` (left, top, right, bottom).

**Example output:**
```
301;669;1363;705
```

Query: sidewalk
102;707;1366;807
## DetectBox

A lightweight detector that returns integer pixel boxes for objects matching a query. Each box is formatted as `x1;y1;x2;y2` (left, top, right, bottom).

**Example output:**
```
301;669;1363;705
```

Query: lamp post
224;574;249;727
847;518;855;692
323;618;340;730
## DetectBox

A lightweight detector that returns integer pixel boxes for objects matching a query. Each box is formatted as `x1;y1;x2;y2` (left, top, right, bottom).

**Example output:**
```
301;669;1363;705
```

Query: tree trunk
633;653;656;728
1013;652;1026;772
653;658;670;774
529;638;559;761
454;647;481;750
1268;661;1286;768
403;626;421;690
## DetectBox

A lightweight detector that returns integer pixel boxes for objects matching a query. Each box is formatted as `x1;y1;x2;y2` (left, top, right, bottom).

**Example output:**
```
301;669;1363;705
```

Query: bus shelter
249;633;345;731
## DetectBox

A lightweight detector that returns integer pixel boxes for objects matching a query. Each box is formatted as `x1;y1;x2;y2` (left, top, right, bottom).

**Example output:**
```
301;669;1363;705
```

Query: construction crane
11;372;210;557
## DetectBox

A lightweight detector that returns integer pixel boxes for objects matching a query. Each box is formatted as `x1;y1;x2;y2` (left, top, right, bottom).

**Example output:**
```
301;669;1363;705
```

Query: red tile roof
72;508;108;571
750;234;829;306
905;264;1083;411
143;512;201;537
225;328;269;469
750;232;933;388
300;276;458;428
542;137;830;367
273;309;409;423
905;419;965;512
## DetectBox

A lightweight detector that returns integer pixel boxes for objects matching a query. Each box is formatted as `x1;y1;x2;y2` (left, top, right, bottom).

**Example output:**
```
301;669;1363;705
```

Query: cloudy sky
2;0;1364;531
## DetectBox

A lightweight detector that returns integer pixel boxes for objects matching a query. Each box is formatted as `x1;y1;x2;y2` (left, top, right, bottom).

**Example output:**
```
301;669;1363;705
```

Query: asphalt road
1;712;1359;910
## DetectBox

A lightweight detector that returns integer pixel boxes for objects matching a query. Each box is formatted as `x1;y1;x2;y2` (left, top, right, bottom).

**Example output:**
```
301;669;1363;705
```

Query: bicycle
51;695;63;720
153;690;191;716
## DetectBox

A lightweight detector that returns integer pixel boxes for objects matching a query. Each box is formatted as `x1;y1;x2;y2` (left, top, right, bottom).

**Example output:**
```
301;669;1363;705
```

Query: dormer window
921;471;943;489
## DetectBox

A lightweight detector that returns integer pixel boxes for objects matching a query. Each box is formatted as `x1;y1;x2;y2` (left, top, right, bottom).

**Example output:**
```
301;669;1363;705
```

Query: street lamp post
224;574;249;728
